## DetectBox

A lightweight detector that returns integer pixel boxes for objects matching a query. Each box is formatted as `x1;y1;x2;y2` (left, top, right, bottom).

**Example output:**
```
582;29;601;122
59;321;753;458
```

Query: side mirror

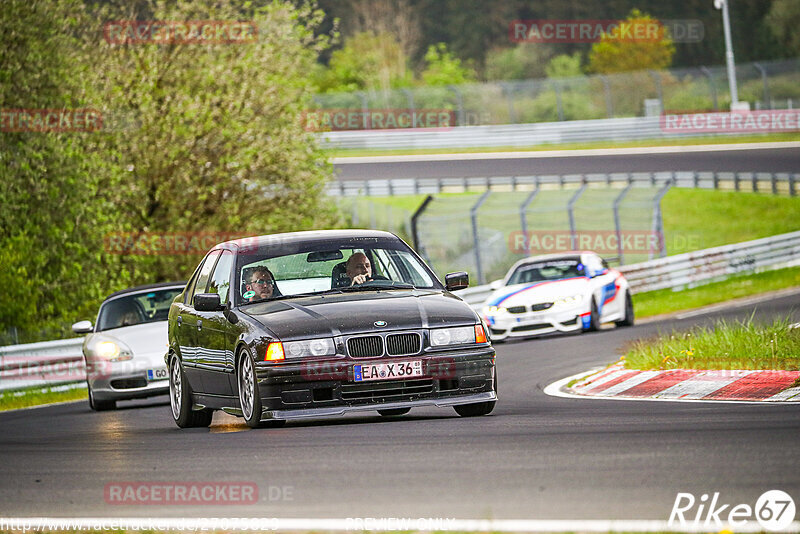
489;279;503;290
445;271;469;291
194;293;223;312
72;320;93;334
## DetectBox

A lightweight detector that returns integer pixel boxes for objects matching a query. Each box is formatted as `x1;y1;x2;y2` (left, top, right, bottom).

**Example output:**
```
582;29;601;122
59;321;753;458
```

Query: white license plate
354;360;423;382
146;368;168;381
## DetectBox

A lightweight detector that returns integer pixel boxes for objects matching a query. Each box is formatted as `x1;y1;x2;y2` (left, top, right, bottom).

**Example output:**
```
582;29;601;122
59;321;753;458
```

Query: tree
0;0;126;342
545;52;584;79
485;43;556;81
315;31;411;92
590;9;675;74
0;0;341;341
89;0;339;282
766;0;800;56
419;43;476;86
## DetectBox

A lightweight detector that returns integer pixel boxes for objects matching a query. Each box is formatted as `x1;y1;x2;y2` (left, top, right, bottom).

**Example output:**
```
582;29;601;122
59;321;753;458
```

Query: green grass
327;132;800;157
635;266;800;318
0;383;87;412
624;317;800;371
661;189;800;255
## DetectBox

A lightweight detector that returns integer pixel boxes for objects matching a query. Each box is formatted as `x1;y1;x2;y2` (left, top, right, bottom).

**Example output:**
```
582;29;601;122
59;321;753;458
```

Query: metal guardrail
457;231;800;309
617;230;800;293
2;231;799;392
327;171;799;197
319;114;800;150
0;338;85;392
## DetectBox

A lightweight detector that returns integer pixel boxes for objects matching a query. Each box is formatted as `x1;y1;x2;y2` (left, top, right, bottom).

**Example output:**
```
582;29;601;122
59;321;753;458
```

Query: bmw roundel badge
374;320;387;327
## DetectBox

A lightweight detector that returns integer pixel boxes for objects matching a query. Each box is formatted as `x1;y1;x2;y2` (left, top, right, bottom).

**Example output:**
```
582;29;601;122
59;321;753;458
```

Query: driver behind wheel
244;266;280;301
345;252;372;286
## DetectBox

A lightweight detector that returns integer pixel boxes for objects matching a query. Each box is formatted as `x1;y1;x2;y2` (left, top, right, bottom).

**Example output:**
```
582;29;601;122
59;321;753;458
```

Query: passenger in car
244;267;280;301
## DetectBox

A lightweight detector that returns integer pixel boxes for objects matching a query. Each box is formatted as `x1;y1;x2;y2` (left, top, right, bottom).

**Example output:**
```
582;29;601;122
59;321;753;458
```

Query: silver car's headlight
552;294;584;309
430;326;476;346
482;305;508;316
86;335;133;362
283;338;336;358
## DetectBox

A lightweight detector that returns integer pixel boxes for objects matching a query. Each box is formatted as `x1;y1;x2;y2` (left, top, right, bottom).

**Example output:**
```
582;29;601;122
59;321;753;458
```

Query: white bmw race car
481;252;634;341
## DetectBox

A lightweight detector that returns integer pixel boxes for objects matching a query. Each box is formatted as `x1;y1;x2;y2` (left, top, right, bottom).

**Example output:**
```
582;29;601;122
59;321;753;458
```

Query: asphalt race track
334;144;800;181
1;293;798;521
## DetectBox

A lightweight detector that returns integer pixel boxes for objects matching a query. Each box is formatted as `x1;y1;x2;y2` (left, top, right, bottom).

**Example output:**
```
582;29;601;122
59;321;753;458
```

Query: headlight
283;338;336;358
552;294;584;308
430;326;482;347
86;335;133;362
482;306;507;316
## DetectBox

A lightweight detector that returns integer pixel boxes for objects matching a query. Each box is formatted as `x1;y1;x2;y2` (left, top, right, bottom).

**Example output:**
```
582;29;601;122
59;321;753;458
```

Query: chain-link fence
312;59;800;126
412;181;670;284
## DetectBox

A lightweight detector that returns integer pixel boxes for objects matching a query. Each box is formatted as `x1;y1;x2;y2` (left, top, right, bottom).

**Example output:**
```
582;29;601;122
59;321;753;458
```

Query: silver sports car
72;282;185;410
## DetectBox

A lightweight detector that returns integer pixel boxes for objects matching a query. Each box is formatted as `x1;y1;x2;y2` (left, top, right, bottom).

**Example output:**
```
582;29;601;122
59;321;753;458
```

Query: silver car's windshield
236;237;438;305
96;288;183;331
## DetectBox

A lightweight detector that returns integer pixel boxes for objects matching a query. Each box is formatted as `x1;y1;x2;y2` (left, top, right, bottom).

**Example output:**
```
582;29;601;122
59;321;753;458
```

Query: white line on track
332;141;800;164
3;516;798;533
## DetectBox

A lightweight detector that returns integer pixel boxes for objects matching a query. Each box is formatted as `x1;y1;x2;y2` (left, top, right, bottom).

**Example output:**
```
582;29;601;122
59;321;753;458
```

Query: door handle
177;316;182;326
197;319;202;331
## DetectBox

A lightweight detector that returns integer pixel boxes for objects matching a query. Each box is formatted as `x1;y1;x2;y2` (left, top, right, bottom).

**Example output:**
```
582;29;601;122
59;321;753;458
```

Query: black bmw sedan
166;229;496;428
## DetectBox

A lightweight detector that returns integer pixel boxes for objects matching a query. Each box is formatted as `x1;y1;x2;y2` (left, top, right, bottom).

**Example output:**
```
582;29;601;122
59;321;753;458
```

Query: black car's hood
241;289;476;339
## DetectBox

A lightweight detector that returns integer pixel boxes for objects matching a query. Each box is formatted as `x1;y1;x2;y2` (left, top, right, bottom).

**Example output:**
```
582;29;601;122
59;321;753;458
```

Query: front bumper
87;358;169;401
486;307;586;340
251;347;495;420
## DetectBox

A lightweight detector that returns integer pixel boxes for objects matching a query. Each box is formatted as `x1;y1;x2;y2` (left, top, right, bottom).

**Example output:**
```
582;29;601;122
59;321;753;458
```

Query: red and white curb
545;362;800;403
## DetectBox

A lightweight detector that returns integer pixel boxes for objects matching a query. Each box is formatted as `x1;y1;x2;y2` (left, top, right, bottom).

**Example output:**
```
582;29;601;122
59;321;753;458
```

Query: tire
169;354;213;428
454;374;497;417
378;408;411;417
238;349;264;428
87;383;116;411
584;300;600;332
615;291;635;327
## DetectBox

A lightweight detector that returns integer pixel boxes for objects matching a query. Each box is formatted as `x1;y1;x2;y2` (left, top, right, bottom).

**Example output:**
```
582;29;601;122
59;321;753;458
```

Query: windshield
236;236;439;305
96;288;183;331
507;259;586;285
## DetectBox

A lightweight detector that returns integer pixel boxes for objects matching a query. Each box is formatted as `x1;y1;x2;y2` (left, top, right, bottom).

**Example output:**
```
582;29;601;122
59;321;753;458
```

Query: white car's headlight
283;338;336;358
86;335;133;362
552;294;584;308
430;326;479;346
482;305;508;316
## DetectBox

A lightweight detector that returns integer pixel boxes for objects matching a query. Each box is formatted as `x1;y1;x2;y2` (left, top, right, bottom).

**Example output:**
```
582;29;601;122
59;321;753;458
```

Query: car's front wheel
454;374;497;417
169;354;212;428
87;383;115;411
584;300;600;332
238;349;265;428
